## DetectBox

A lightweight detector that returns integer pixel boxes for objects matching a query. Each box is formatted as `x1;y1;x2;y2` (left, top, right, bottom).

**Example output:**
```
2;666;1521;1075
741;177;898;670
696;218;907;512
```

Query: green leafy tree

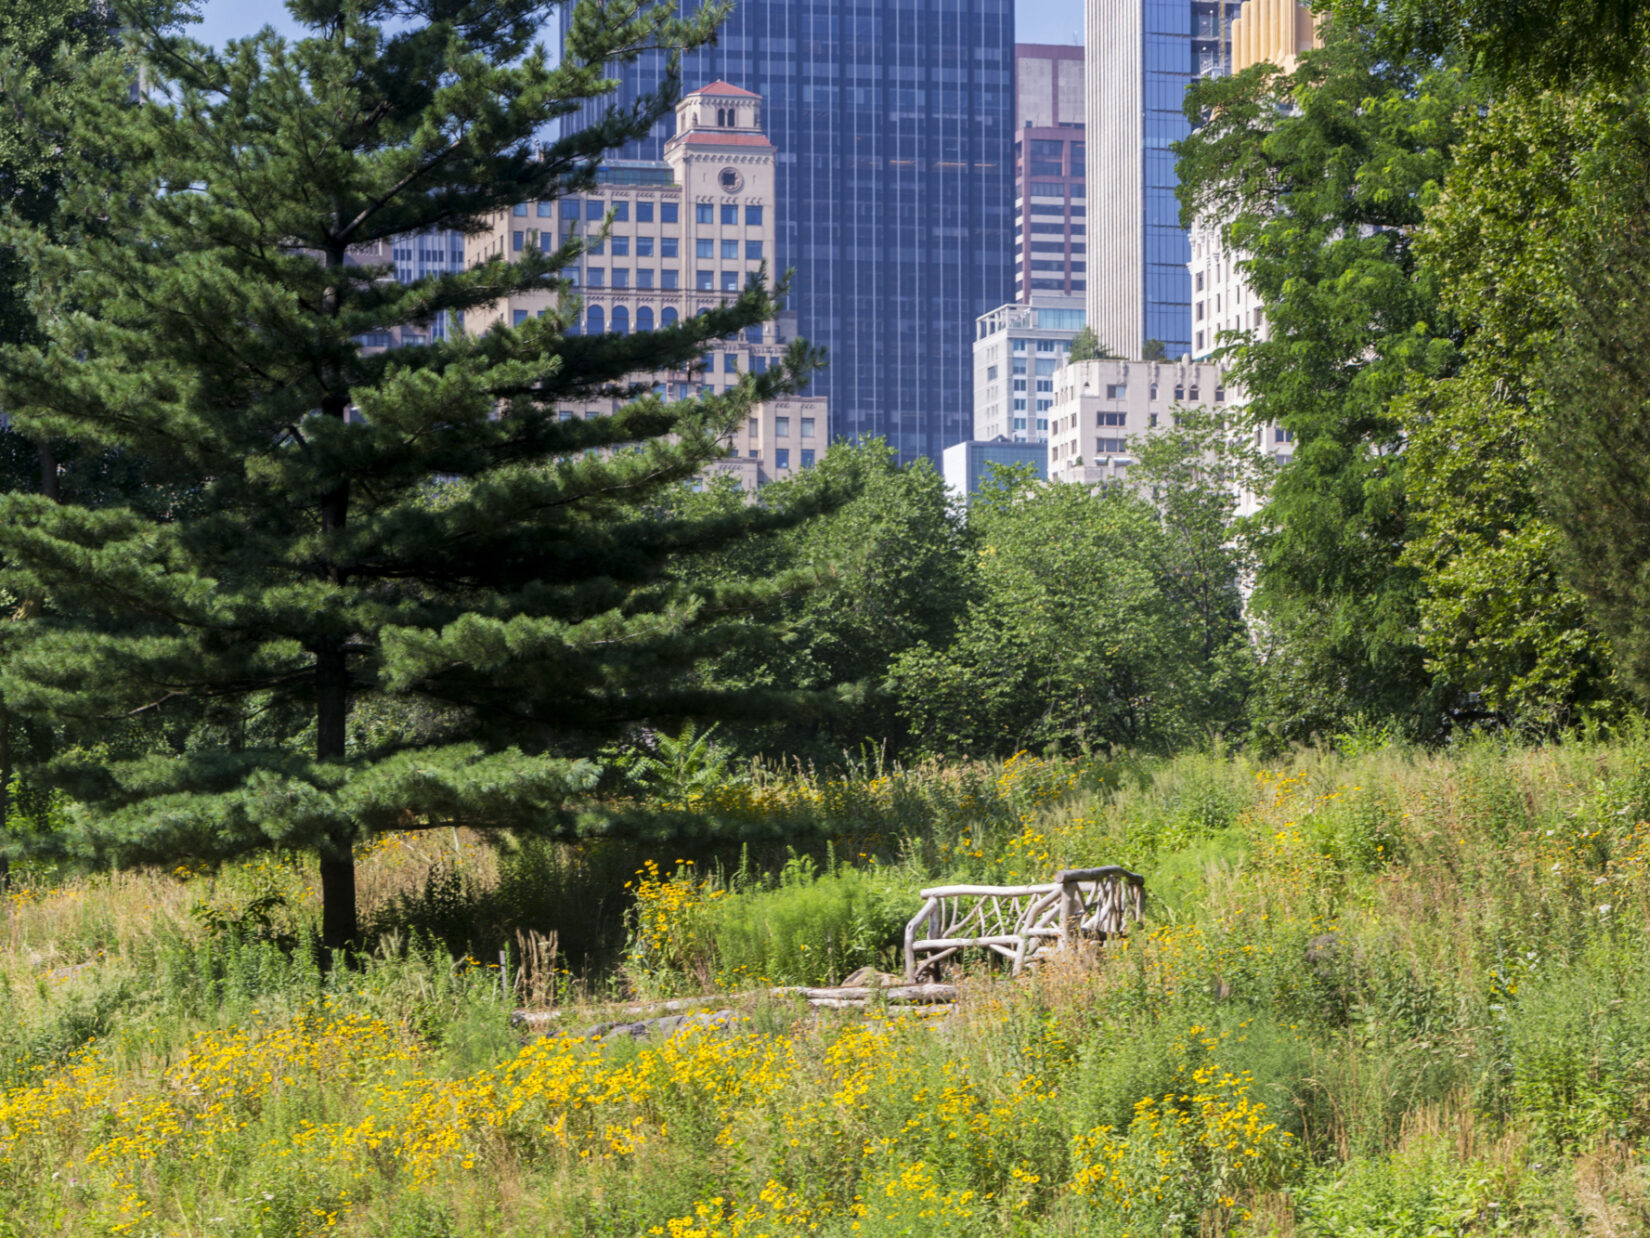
1329;0;1650;88
0;0;837;949
1178;24;1477;740
1540;104;1650;702
1068;327;1111;363
1400;87;1625;728
891;460;1249;757
664;440;968;759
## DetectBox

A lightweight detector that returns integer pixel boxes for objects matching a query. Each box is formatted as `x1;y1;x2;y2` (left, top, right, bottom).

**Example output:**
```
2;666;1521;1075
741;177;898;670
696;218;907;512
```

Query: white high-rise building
972;295;1087;442
1085;0;1243;361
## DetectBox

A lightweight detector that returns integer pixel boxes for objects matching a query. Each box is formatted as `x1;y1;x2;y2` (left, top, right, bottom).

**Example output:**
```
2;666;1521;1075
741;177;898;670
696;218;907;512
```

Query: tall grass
5;734;1650;1233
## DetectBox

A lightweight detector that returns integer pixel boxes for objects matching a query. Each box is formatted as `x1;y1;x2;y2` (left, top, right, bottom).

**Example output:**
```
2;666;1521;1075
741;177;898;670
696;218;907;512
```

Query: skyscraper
559;0;1015;465
1086;0;1242;359
1013;44;1086;303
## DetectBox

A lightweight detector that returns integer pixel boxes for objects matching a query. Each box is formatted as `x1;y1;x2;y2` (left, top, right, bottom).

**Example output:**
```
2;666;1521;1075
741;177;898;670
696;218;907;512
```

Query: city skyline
185;0;1085;48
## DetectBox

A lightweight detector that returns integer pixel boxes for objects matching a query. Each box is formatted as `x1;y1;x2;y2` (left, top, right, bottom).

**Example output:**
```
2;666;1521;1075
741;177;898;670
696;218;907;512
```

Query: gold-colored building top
1230;0;1321;74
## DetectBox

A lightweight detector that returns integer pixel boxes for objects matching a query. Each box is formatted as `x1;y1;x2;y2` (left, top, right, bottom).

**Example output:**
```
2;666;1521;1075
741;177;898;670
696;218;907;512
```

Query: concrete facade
1043;357;1227;486
971;296;1087;442
467;84;828;490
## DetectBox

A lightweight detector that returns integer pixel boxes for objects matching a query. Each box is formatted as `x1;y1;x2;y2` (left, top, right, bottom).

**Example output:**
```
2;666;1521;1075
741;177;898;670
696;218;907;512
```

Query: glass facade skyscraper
559;0;1015;464
1086;0;1240;359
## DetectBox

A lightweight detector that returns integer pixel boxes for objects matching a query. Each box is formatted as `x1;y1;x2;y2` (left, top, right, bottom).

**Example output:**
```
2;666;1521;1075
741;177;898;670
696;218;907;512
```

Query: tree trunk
37;441;58;501
316;338;355;950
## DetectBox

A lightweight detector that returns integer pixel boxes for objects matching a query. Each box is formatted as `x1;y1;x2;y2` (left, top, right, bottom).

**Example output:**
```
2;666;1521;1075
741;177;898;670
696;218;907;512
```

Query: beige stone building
466;82;828;490
1043;357;1228;487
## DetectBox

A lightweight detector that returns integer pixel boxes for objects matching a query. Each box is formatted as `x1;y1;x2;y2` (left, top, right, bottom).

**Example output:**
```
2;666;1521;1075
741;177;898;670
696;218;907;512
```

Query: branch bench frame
901;866;1145;983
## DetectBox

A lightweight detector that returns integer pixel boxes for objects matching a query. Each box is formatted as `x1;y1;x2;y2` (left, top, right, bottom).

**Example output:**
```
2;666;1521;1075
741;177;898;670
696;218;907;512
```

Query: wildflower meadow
7;736;1650;1235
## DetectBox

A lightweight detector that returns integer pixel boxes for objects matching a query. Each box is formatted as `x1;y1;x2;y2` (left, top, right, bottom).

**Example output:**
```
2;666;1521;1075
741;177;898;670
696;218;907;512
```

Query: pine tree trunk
316;638;356;952
315;316;356;950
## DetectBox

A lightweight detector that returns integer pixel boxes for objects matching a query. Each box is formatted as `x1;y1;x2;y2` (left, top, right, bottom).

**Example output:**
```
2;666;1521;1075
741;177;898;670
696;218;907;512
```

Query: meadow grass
4;736;1650;1234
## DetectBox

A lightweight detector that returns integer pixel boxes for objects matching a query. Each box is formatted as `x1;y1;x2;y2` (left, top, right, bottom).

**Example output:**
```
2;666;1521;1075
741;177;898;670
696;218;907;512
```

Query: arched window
717;107;726;126
636;306;655;332
587;305;604;335
611;306;629;336
662;307;679;328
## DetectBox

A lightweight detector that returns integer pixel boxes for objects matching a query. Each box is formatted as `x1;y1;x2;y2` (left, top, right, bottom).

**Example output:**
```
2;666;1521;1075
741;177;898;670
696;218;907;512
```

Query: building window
801;448;815;468
511;231;524;252
775;417;790;436
1013;416;1027;430
1037;418;1049;432
611;236;629;256
637;268;654;288
775;448;791;470
539;233;554;252
637;202;654;223
1188;387;1200;400
587;305;604;333
986;365;998;381
748;418;758;436
1105;384;1125;399
721;271;738;291
663;269;679;289
662;307;679;327
721;239;738;259
747;325;763;344
612;202;629;222
746;205;763;226
561;199;581;218
746;240;762;260
696;238;714;258
612;306;629;335
586;200;604;220
801;417;815;438
512;309;528;325
1013;398;1027;411
637;307;654;331
612;269;629;288
1173;385;1185;400
1036;379;1053;393
1098;412;1125;426
1096;437;1126;454
662;203;679;223
637;236;654;257
1274;427;1295;443
586;237;605;255
721;204;737;225
697;270;713;290
536;201;553;217
587;268;604;287
512;203;528;216
1214;387;1225;402
696;203;714;224
1036;339;1058;352
724;353;739;373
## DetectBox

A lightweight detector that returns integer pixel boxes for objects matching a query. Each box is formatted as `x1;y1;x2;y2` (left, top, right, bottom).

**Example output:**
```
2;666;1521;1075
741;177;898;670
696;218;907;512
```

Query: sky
190;0;1087;49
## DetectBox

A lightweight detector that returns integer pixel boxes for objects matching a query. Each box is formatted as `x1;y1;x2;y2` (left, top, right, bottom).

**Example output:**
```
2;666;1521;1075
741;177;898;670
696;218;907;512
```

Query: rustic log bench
902;866;1145;983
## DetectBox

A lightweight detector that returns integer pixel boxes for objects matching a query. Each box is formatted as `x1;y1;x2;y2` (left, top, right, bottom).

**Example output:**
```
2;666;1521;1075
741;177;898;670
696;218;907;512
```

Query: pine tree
0;0;837;949
0;0;180;881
